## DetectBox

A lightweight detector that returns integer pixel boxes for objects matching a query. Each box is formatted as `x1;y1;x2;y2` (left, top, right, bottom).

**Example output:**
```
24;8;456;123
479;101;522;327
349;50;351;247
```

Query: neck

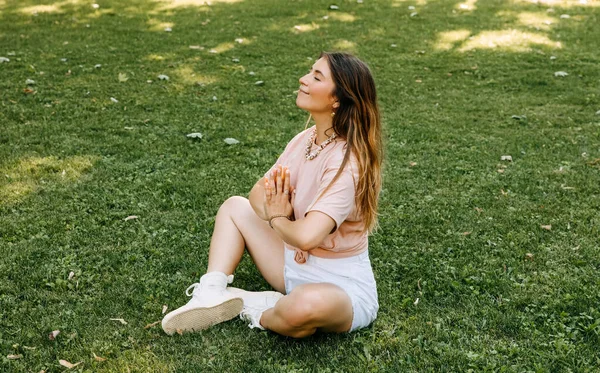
311;112;334;145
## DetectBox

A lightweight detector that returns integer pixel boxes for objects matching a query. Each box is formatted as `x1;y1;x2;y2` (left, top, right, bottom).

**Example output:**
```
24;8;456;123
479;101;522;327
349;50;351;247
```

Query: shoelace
185;283;201;297
184;274;235;297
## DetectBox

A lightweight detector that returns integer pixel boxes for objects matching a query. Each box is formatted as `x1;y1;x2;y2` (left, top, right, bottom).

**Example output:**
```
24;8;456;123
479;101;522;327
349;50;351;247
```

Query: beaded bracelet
269;214;290;229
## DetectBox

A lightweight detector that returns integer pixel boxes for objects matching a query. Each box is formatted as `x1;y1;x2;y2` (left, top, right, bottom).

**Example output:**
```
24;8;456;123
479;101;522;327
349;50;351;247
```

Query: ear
332;101;340;109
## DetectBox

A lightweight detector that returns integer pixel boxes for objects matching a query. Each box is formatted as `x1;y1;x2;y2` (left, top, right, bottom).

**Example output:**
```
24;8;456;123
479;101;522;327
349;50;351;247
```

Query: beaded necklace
305;128;337;161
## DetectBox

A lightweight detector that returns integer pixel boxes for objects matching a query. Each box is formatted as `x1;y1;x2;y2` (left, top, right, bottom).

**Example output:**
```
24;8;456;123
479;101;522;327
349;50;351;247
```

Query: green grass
1;0;600;371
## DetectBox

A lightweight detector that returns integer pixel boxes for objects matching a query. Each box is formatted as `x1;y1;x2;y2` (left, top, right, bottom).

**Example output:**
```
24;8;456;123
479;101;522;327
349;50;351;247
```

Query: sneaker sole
162;298;243;335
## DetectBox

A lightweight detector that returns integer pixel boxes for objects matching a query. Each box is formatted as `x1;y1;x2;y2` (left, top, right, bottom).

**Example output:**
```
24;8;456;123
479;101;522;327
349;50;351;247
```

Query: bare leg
260;283;353;338
207;196;286;293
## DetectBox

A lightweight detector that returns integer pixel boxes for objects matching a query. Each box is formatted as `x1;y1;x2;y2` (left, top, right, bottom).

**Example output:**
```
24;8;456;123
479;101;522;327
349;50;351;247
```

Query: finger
264;178;271;199
290;188;296;207
276;168;283;195
283;168;291;197
269;169;276;192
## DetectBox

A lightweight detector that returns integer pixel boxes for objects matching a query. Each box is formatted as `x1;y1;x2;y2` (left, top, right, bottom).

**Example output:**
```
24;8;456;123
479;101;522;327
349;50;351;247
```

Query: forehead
312;57;331;76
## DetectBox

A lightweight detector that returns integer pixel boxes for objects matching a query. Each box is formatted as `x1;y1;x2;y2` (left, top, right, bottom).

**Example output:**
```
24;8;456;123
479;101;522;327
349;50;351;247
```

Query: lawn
1;0;599;371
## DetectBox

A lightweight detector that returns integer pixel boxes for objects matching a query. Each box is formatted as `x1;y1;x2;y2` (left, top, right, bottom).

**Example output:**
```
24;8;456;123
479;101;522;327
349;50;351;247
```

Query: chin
295;96;307;110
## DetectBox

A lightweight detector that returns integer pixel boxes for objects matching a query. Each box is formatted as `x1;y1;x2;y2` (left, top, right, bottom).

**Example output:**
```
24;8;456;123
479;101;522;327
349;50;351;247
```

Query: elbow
290;219;334;252
296;235;324;252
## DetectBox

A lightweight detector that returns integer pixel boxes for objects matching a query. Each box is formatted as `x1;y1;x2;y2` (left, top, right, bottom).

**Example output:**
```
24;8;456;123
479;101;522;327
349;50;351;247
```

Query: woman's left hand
264;165;295;220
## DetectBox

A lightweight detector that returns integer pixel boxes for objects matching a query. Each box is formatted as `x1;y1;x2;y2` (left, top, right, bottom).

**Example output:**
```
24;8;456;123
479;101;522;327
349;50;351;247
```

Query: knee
280;286;326;330
219;196;250;214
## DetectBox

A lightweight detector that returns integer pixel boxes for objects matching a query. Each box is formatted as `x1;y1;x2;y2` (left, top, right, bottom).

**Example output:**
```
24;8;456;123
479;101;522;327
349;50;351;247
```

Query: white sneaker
227;287;284;330
162;272;243;335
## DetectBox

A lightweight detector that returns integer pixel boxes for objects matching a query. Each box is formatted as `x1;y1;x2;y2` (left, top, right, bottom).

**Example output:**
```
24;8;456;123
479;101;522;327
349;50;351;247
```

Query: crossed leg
261;283;353;338
208;196;353;337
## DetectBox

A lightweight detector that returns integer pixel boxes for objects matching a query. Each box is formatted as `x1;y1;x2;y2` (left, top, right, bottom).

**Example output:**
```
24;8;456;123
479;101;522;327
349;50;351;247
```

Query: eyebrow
313;68;324;77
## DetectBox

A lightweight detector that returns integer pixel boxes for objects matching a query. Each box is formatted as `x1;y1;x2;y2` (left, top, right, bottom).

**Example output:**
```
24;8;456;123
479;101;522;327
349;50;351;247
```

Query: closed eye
308;69;322;81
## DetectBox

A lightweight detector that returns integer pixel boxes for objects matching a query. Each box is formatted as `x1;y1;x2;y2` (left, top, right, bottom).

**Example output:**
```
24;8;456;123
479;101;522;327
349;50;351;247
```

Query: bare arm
249;178;268;220
270;211;336;251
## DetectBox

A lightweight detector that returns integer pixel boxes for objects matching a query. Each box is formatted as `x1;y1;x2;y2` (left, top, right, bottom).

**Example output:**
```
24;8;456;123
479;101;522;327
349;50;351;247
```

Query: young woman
162;52;383;338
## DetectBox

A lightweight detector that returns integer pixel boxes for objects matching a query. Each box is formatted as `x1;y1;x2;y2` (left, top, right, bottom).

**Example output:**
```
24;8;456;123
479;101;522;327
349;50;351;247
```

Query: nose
299;74;309;86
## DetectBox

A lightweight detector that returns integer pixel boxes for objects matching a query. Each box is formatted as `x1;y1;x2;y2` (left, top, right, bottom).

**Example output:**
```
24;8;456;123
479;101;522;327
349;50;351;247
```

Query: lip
298;89;309;95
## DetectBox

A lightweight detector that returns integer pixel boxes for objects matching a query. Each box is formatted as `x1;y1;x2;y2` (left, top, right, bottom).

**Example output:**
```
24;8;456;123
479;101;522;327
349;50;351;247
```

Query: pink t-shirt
265;126;368;263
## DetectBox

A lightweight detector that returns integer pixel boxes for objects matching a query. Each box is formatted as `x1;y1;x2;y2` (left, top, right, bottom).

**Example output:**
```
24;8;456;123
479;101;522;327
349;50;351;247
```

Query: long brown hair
320;52;383;234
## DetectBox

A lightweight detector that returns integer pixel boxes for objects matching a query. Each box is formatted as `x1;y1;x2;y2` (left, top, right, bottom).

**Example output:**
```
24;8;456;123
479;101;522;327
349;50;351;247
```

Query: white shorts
283;248;379;332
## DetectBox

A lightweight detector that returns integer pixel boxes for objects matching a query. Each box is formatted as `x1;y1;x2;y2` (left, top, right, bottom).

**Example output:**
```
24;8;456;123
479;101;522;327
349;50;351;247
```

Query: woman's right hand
264;165;295;220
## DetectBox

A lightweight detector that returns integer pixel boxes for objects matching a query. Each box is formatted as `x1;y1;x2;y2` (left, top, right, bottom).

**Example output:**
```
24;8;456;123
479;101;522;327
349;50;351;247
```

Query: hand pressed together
263;165;295;224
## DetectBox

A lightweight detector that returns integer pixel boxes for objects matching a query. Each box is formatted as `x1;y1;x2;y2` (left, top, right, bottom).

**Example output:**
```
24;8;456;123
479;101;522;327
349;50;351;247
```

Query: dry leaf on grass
162;305;168;314
500;155;513;161
124;215;138;221
49;330;60;340
93;353;106;362
7;354;23;360
68;271;75;280
118;73;128;82
554;71;568;77
110;318;128;325
186;133;203;139
59;360;82;369
525;253;534;261
541;225;552;230
144;321;161;329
